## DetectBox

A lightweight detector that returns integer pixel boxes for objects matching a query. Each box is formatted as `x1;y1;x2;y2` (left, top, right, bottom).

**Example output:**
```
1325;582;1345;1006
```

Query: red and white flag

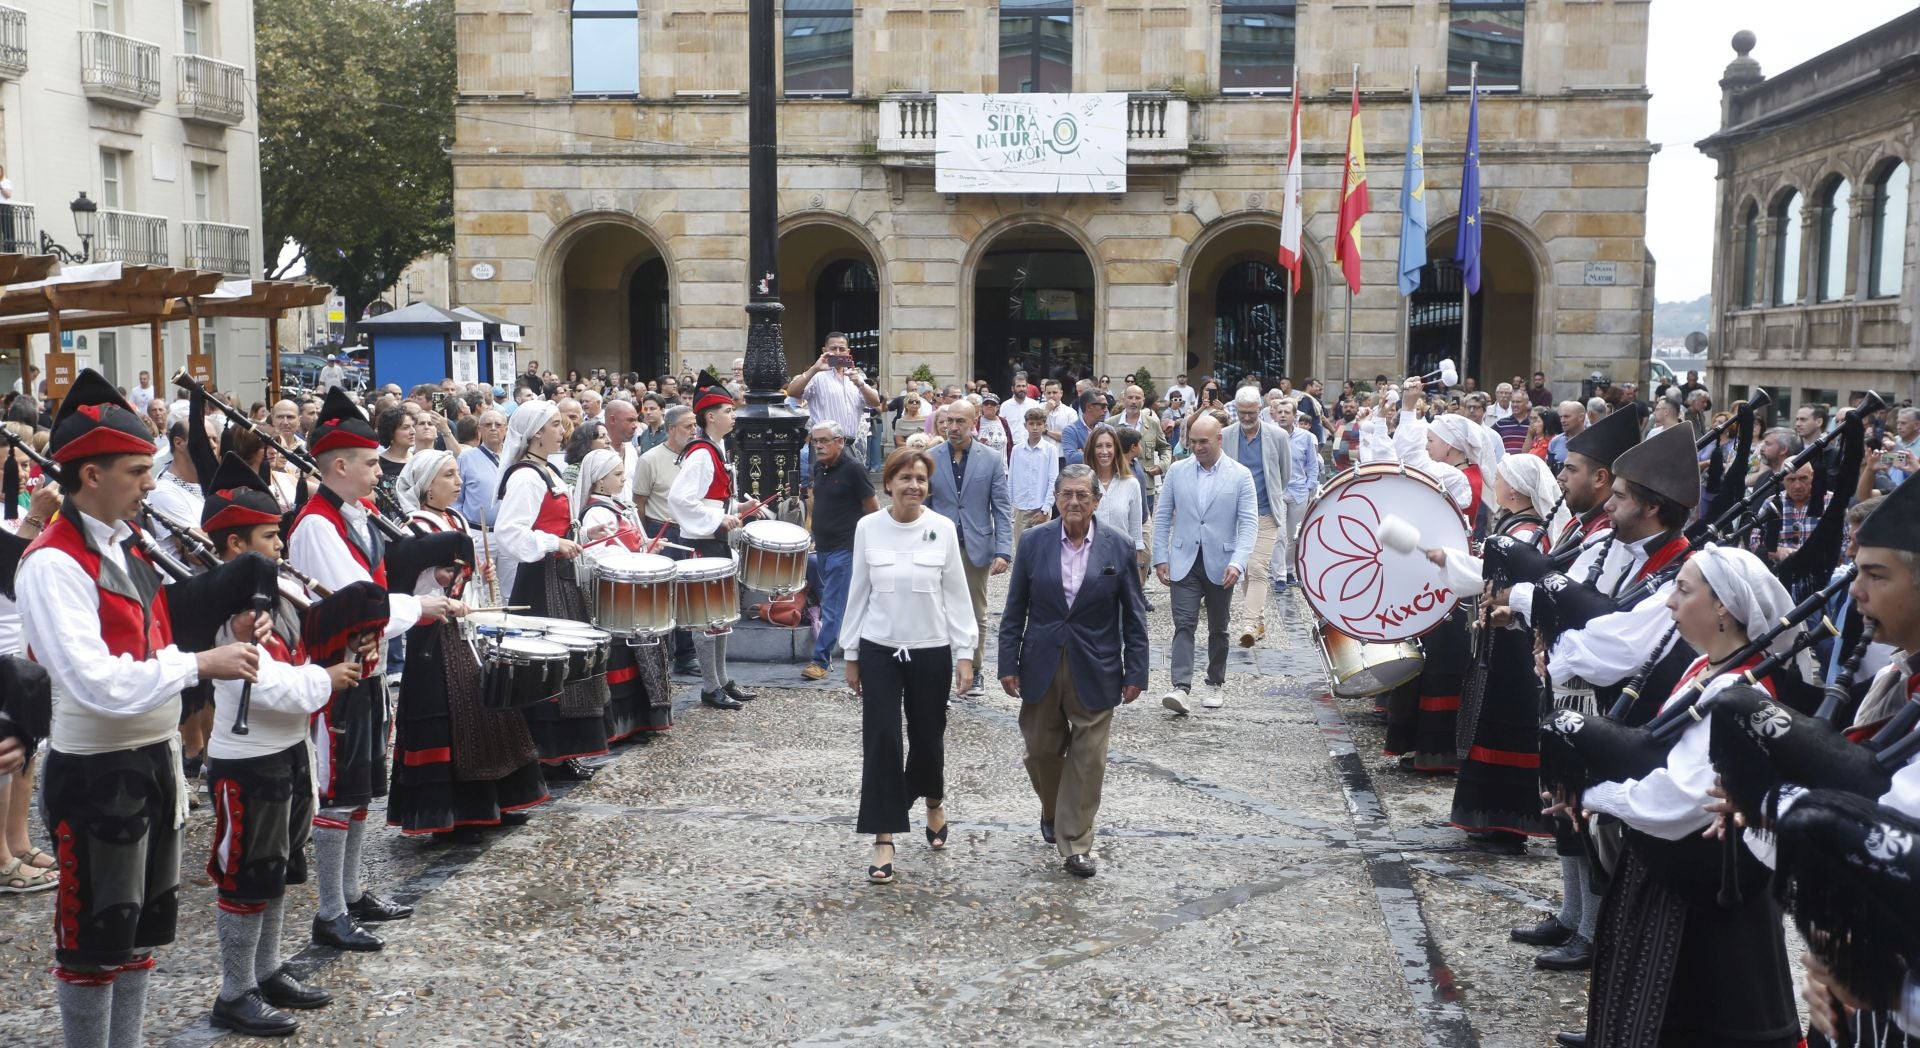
1277;73;1304;296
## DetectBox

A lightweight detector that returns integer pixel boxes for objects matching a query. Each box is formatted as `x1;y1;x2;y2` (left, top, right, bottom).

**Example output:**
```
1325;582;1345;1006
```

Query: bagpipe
1771;789;1920;1012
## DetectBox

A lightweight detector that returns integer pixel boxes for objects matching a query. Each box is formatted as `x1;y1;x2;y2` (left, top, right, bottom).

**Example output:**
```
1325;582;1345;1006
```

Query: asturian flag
1397;87;1428;296
1277;77;1304;296
1456;78;1484;295
1334;78;1370;294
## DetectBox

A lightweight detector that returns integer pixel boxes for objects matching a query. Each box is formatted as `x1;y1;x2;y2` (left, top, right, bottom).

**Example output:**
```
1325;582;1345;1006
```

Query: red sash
1633;533;1692;585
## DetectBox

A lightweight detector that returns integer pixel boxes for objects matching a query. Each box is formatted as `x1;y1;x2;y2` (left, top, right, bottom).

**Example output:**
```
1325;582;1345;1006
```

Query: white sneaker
1202;686;1226;710
1162;689;1191;715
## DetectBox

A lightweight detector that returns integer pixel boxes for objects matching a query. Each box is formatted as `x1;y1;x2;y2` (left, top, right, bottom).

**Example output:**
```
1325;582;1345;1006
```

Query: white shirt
493;461;566;599
16;510;201;753
208;579;333;759
1359;410;1472;511
146;466;204;553
1583;661;1748;840
1046;402;1079;438
1168;384;1197;412
668;437;730;539
286;492;423;669
1093;473;1146;551
1008;438;1060;513
129;382;156;414
840;509;977;661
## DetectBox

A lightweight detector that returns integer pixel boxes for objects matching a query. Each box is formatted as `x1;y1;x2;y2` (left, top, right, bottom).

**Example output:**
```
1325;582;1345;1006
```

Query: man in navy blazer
998;465;1149;878
927;399;1012;697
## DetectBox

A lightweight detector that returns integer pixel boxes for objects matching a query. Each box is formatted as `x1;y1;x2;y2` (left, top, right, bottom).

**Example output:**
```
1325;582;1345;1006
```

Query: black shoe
1510;916;1575;947
258;968;331;1010
347;891;413;923
1535;935;1594;971
1040;820;1056;845
1064;854;1096;878
1553;1032;1588;1048
545;758;597;782
498;810;531;827
310;913;382;952
672;658;699;676
702;690;744;710
210;989;298;1037
722;681;757;702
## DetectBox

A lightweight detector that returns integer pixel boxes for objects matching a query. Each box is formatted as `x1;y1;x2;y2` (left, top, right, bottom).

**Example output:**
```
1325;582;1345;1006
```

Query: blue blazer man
927;437;1013;569
998;518;1150;713
1152;453;1258;586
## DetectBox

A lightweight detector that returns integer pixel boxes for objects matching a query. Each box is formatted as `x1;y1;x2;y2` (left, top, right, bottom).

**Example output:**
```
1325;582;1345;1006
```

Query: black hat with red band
47;369;156;464
201;452;283;533
306;387;380;456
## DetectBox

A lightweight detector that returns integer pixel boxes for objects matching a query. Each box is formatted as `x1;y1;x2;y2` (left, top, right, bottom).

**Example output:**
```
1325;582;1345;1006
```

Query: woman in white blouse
1087;424;1145;564
841;449;977;884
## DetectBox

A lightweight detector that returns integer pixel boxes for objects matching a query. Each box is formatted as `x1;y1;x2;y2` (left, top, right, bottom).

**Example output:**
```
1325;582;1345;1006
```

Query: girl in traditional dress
574;448;674;743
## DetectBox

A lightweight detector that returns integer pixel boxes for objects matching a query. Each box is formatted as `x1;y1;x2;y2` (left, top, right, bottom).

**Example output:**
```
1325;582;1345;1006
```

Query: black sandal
924;802;949;851
867;841;896;884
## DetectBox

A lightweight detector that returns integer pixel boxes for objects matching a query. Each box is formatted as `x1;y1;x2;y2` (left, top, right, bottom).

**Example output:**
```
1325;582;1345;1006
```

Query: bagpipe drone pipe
1772;789;1920;1011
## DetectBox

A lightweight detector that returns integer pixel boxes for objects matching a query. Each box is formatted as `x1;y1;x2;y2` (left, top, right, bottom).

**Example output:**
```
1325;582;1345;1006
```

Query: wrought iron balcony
79;29;161;107
0;201;34;255
177;54;246;124
95;208;168;266
877;92;1191;168
183;220;251;276
0;6;27;81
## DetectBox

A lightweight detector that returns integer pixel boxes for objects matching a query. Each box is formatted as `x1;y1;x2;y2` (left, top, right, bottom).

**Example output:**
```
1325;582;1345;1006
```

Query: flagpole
1459;62;1476;384
1286;69;1298;378
1343;63;1357;393
1406;64;1417;378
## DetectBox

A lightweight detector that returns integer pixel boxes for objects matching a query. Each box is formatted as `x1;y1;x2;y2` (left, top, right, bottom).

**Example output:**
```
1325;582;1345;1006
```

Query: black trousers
856;640;950;835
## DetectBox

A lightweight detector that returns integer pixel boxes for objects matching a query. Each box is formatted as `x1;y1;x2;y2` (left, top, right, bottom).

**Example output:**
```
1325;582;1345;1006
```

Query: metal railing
0;201;34;254
95;208;168;266
79;29;161;106
176;54;246;123
183;220;250;275
0;5;27;80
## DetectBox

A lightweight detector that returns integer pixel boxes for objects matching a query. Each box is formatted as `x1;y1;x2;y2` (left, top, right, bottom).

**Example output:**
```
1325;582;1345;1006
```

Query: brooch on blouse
925;529;935;543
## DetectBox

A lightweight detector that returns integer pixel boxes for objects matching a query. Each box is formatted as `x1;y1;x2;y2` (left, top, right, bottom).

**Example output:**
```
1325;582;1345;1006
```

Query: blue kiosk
358;302;523;392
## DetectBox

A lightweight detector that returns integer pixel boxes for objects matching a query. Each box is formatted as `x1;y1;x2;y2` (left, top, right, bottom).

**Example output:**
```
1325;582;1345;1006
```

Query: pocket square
1100;566;1118;576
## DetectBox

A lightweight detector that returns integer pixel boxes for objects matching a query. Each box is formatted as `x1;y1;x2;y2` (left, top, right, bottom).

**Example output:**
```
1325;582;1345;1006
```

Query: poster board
935;93;1128;194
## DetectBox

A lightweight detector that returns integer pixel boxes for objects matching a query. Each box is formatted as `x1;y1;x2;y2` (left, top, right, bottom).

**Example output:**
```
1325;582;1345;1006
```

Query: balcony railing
0;5;27;80
878;93;1191;165
0;201;34;255
183;220;250;276
80;29;161;107
177;54;246;124
96;208;168;266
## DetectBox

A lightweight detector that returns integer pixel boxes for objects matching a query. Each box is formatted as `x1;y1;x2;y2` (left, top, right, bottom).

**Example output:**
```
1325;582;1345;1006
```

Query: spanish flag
1334;74;1370;294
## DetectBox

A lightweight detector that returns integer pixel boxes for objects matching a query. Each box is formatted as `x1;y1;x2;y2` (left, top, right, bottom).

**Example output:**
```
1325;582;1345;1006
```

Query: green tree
257;0;454;343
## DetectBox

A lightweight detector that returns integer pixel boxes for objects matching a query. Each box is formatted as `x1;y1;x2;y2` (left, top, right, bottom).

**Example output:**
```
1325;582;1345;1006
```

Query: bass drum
1316;624;1425;698
1294;461;1470;644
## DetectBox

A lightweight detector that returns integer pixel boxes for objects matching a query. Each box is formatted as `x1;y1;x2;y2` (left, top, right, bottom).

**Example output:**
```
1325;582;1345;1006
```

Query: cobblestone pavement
0;577;1605;1047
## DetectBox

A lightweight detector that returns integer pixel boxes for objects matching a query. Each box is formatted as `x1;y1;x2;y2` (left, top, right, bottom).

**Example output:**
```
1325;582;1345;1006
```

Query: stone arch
777;211;893;384
1420;209;1554;386
1175;211;1327;385
537;209;678;378
959;211;1105;386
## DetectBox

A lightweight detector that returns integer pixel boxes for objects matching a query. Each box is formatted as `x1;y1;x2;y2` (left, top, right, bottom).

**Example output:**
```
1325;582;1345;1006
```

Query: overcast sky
1646;1;1916;302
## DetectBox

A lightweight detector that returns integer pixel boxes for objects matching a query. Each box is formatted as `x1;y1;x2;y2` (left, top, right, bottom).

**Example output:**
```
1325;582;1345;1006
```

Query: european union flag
1397;88;1427;297
1456;82;1483;295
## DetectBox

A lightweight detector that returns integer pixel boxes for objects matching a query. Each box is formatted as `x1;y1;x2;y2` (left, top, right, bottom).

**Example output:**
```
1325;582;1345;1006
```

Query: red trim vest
24;515;172;659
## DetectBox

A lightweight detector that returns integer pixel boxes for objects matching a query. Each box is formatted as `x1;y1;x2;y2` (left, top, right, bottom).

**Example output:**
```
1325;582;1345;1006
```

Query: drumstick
642;518;670;555
465;604;532;613
480;519;498;606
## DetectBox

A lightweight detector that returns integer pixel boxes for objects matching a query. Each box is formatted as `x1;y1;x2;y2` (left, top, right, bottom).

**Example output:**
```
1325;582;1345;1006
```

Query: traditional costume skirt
388;620;549;834
1450;619;1550;836
603;638;673;743
510;554;612;764
1387;601;1471;772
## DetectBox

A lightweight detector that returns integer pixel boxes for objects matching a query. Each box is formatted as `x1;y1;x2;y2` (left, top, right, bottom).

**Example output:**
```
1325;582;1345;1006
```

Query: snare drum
739;520;812;595
1315;624;1425;698
542;622;612;679
591;551;679;638
1295;462;1470;643
674;557;740;633
480;637;569;711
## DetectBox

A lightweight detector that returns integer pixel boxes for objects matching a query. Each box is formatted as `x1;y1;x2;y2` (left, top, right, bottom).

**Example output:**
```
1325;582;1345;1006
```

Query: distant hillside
1654;294;1712;340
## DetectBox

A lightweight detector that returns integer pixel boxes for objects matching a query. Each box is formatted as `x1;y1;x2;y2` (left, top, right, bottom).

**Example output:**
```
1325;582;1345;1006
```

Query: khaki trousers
1019;660;1114;858
963;557;990;669
1235;512;1282;637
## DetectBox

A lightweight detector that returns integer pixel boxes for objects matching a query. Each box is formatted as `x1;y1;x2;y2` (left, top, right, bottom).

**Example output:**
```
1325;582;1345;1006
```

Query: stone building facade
452;0;1653;397
1698;14;1920;416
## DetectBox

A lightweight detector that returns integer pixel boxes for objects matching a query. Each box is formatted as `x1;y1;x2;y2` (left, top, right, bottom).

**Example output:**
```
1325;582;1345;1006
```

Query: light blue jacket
927;439;1014;569
1152;454;1258;586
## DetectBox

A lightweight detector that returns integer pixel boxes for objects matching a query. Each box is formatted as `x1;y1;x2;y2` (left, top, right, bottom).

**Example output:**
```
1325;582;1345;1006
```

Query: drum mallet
1378;514;1439;558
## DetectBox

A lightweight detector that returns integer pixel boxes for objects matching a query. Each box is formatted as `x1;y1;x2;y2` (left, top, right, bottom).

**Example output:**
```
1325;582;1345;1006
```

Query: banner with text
935;93;1127;194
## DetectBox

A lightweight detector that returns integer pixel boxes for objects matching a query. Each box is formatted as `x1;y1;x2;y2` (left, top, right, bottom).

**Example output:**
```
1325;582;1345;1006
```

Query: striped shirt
802;370;869;440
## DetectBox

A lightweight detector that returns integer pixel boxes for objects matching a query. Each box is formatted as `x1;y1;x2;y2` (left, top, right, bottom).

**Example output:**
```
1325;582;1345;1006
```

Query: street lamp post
730;0;805;506
38;191;98;265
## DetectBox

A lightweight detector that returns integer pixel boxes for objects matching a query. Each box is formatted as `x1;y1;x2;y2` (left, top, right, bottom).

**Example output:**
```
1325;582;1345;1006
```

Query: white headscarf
1496;454;1567;535
1429;413;1496;469
572;448;622;515
502;400;557;467
396;449;455;515
1693;544;1797;654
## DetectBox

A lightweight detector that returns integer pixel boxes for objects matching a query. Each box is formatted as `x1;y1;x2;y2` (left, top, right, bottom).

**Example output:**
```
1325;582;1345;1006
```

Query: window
1448;0;1524;91
999;0;1072;94
571;0;639;96
90;0;115;31
98;331;119;385
1773;189;1803;306
1817;178;1850;302
1220;1;1294;95
1214;261;1291;389
813;259;879;375
1870;160;1909;298
100;148;124;209
190;162;214;221
181;1;204;55
783;0;852;97
1739;203;1759;308
202;329;217;362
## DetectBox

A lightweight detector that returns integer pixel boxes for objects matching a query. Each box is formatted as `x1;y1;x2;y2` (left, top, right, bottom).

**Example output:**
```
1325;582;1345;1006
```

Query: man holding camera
790;333;881;466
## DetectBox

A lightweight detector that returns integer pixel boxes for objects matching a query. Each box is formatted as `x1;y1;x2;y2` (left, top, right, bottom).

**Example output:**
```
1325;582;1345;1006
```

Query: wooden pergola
0;256;330;402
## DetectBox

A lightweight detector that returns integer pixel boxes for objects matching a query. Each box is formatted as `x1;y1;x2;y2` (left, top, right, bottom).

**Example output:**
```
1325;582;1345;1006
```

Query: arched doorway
1411;223;1538;388
778;220;884;382
557;221;671;379
973;224;1095;391
1184;221;1317;387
